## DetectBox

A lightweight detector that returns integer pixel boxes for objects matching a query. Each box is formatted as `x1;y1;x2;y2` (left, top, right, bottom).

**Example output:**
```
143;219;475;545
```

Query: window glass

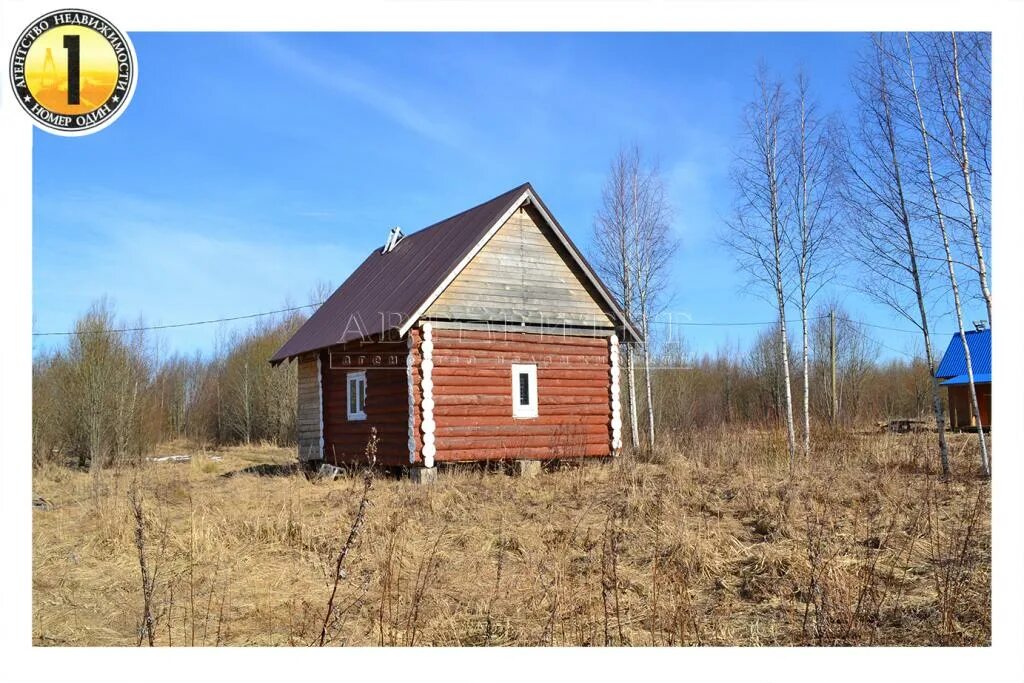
347;371;366;420
511;364;537;418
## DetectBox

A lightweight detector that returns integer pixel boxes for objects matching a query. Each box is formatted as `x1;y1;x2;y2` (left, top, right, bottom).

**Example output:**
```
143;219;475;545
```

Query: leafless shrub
404;525;446;646
376;511;404;646
926;474;989;644
128;479;157;646
483;493;509;646
600;504;627;645
317;429;377;646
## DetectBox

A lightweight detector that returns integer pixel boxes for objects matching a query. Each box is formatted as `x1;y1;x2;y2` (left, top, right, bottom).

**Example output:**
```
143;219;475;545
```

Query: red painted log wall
430;328;612;461
318;328;612;465
320;335;416;467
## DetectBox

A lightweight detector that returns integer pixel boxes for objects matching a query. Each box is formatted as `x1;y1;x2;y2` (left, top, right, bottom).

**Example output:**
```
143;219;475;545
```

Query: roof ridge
406;182;530;239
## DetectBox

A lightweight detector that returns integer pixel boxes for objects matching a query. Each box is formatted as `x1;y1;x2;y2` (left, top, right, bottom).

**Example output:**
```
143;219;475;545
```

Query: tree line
32;299;306;470
32;294;936;470
592;32;991;478
652;303;936;433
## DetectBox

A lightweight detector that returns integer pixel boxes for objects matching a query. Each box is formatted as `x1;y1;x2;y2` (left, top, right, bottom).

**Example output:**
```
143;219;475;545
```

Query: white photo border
2;1;1021;682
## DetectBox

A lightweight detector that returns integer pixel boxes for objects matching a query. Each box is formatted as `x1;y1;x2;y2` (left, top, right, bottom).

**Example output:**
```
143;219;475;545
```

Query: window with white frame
347;371;367;420
511;364;538;418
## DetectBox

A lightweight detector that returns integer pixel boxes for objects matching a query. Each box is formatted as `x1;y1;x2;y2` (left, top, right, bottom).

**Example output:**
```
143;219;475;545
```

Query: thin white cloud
249;34;468;150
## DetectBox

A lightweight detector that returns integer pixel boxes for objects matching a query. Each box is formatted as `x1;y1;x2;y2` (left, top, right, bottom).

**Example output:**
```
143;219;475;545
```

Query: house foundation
513;459;542;478
408;466;437;485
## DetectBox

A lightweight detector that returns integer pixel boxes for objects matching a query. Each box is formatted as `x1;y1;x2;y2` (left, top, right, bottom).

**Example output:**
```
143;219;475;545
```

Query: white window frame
511;363;538;419
347;370;367;421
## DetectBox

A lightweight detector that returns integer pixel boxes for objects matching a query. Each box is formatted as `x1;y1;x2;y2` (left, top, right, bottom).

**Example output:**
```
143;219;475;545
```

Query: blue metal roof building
935;328;991;386
935;328;991;430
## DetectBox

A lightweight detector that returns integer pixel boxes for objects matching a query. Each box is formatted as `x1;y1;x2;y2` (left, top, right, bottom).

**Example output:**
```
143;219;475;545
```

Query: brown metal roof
270;183;638;364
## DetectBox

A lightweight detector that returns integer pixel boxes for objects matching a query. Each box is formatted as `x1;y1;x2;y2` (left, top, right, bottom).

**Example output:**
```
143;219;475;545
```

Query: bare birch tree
925;32;992;324
841;34;951;477
900;34;990;476
786;70;839;457
593;146;642;449
724;65;797;467
631;161;676;448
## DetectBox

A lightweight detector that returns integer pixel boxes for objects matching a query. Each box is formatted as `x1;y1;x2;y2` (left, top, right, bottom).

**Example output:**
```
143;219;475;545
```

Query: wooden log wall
296;353;323;461
320;335;417;467
430;328;613;461
947;383;991;430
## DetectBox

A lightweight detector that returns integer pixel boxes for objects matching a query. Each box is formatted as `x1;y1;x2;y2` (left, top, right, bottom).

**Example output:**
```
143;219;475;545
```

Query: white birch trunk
950;32;992;325
642;314;655;448
800;285;811;457
625;344;640;450
768;115;797;467
775;271;797;468
796;86;812;458
906;34;990;476
877;53;951;477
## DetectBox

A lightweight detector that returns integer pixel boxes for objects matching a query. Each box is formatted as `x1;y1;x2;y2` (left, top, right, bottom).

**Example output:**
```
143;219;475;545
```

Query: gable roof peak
270;183;637;364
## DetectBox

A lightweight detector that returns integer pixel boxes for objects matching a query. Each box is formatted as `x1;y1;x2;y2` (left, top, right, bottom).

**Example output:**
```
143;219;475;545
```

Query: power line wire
857;320;927;334
651;316;955;336
651;315;829;328
31;301;957;340
846;323;924;360
875;342;920;360
32;303;320;337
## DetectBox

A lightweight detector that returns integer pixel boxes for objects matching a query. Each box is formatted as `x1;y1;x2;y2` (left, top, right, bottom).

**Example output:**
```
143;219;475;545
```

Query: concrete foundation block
409;467;437;485
317;463;344;481
513;459;542;478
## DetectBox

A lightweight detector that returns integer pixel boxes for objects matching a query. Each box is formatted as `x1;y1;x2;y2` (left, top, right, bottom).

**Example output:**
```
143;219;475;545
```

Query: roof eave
525;186;643;343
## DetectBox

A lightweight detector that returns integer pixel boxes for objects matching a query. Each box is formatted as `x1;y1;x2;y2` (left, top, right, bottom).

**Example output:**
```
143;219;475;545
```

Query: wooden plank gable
425;203;615;329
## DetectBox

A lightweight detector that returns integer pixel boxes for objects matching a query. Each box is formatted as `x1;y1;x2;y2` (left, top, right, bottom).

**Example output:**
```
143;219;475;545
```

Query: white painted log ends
420;323;436;468
609;334;622;453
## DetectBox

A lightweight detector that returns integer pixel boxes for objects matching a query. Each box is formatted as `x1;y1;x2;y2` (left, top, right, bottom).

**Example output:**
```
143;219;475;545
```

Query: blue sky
32;32;983;360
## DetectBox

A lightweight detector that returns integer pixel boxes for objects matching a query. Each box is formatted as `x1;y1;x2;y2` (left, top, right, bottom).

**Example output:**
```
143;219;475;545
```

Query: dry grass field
32;429;990;646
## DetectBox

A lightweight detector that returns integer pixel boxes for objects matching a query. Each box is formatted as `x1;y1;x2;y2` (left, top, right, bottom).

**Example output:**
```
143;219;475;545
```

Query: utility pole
829;308;838;425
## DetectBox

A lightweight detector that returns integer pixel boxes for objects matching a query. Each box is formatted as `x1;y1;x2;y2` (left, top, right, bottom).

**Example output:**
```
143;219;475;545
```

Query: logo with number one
8;9;137;135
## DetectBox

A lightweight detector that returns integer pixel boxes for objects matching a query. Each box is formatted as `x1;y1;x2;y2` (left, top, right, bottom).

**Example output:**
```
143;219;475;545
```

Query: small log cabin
934;326;991;431
270;183;640;474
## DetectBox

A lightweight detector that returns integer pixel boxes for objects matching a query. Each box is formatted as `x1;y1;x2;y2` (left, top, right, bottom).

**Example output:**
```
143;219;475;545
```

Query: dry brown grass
32;429;990;646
